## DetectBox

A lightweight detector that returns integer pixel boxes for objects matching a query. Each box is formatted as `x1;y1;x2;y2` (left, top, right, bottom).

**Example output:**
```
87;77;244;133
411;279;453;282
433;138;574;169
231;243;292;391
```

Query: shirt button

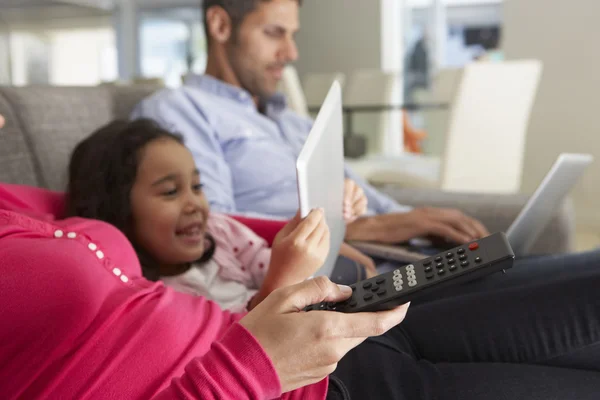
120;275;129;283
96;250;104;260
113;268;122;276
88;243;98;251
54;230;64;238
67;232;77;239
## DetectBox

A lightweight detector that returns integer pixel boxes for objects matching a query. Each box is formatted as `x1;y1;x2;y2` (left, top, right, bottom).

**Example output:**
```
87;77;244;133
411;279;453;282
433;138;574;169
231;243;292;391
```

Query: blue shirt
131;74;410;219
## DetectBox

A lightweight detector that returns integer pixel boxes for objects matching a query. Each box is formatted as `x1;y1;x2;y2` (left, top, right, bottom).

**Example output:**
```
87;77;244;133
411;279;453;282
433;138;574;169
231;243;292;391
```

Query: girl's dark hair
65;118;214;281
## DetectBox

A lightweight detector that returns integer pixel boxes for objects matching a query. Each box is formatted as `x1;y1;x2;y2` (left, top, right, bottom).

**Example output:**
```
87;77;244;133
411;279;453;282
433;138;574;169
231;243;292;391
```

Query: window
139;7;207;88
8;26;117;86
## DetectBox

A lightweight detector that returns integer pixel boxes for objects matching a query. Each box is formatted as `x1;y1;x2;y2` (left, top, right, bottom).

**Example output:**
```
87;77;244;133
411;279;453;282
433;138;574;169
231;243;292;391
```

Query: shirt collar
184;73;288;116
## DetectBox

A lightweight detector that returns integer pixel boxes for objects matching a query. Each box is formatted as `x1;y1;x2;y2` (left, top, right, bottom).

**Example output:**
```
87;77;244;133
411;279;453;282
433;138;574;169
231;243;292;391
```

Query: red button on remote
468;242;479;251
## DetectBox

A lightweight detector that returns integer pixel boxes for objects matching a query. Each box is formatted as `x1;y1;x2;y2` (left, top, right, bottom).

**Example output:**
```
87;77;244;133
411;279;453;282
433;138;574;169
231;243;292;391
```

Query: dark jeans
327;248;600;400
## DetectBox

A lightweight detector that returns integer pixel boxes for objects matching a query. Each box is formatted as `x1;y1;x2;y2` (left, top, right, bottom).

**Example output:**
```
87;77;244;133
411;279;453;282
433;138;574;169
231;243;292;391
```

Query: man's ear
206;6;233;44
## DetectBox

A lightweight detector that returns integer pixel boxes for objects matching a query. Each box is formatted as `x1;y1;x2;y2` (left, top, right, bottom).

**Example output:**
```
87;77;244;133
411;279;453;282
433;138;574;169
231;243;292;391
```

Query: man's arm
131;91;237;213
344;164;412;216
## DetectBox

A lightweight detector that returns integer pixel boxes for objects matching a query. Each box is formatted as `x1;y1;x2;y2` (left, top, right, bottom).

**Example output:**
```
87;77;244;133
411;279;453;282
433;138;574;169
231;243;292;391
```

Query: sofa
0;84;576;255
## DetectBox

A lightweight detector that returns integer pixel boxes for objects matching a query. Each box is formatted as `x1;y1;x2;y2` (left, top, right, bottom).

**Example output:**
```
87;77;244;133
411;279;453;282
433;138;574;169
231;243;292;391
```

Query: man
132;0;489;247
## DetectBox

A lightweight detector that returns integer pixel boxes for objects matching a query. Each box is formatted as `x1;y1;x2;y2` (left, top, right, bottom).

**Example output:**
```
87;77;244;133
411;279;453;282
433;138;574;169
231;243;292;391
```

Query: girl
65;118;375;310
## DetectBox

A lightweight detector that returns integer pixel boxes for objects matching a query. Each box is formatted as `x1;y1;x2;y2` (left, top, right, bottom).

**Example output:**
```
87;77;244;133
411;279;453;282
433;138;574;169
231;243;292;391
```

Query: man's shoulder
134;85;210;114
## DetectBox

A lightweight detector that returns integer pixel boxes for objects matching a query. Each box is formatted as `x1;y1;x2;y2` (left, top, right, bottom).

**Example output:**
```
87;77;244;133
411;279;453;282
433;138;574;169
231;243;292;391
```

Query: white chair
343;69;403;156
278;65;310;117
368;60;543;194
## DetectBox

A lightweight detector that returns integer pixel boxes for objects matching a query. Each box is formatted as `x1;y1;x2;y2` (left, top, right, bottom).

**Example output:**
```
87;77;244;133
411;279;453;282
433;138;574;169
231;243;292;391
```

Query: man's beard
227;49;282;101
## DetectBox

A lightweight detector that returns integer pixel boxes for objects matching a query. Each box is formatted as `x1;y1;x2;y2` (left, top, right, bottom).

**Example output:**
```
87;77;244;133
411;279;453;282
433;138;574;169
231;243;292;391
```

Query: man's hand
346;207;489;245
343;179;368;223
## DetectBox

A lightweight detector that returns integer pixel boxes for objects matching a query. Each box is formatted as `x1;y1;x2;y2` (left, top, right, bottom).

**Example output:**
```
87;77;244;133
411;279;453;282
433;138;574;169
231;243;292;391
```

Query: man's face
227;0;300;100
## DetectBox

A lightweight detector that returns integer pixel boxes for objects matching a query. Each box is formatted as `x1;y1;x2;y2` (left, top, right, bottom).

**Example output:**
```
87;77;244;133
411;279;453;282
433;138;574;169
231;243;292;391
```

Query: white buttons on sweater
55;230;129;284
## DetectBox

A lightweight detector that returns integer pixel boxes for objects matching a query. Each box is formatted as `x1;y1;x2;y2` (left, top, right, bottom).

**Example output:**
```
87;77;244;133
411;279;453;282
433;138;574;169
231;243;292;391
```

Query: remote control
304;232;515;313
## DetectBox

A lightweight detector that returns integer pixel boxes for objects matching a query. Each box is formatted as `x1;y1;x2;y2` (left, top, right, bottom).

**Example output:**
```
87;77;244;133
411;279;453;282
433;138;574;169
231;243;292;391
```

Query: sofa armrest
378;186;576;255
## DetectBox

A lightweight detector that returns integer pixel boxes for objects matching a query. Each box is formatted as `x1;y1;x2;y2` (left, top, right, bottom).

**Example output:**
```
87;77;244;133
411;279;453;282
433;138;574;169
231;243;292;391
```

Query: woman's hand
240;276;410;393
343;179;368;223
249;209;330;309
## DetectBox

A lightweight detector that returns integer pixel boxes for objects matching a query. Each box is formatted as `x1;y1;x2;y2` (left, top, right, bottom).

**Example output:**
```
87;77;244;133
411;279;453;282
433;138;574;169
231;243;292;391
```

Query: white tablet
296;81;346;277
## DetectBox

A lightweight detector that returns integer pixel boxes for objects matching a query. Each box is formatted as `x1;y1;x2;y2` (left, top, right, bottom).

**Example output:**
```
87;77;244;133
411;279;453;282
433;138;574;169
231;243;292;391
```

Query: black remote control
305;232;515;313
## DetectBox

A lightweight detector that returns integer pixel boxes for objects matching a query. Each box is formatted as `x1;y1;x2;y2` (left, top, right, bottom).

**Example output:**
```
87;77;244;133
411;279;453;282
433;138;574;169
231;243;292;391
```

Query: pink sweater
0;185;328;399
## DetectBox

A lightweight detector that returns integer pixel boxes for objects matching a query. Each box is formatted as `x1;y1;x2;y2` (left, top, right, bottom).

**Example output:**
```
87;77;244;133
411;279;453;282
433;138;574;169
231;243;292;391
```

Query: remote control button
438;269;445;275
459;255;467;261
461;261;469;267
408;281;417;287
446;252;453;258
376;277;386;284
449;264;457;271
364;293;374;301
349;300;357;307
475;257;482;263
436;263;444;269
469;243;479;251
363;282;372;289
406;264;414;270
371;285;380;292
424;266;432;273
377;288;387;296
394;285;403;292
426;273;434;280
319;303;326;309
435;256;442;262
447;258;456;264
457;248;465;254
423;260;432;266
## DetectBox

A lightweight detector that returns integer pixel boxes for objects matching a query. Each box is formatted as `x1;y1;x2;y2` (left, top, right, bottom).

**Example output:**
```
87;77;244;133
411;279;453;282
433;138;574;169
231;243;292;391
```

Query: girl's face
130;138;210;271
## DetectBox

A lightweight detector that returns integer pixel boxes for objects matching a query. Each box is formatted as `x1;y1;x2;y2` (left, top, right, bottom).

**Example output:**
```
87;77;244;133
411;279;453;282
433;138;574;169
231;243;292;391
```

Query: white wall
503;0;600;228
294;0;405;154
295;0;384;77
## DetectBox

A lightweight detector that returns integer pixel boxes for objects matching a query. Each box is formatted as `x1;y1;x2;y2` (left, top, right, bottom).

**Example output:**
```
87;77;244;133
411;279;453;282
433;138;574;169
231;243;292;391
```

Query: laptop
296;80;346;277
351;152;593;261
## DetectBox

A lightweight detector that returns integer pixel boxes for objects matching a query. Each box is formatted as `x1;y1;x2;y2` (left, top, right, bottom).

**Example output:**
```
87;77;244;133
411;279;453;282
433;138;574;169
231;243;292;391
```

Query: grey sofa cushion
110;84;161;120
0;92;39;186
0;87;114;191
